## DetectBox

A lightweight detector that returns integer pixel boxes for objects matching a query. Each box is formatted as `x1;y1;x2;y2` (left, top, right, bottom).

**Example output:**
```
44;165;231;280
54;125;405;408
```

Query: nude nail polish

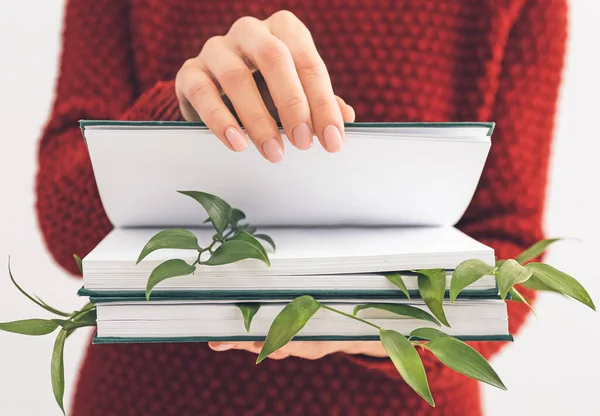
224;127;248;152
323;125;343;152
292;122;313;150
262;138;284;163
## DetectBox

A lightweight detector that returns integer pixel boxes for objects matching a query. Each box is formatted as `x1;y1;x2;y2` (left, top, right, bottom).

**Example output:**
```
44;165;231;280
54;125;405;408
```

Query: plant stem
412;341;427;350
192;229;237;266
320;304;382;330
69;306;96;322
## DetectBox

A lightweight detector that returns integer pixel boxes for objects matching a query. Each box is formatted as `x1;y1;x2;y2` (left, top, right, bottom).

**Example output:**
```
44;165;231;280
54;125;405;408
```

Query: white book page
83;126;491;228
97;299;507;321
83;226;494;276
83;270;497;291
96;299;508;338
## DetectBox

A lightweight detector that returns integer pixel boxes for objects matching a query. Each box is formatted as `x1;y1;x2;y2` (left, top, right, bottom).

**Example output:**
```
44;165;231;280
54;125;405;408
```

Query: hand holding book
175;11;355;160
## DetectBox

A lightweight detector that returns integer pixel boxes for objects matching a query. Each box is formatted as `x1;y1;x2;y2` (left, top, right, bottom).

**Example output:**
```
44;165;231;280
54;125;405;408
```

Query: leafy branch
0;257;96;414
139;191;273;300
246;237;595;407
1;192;596;412
247;295;505;407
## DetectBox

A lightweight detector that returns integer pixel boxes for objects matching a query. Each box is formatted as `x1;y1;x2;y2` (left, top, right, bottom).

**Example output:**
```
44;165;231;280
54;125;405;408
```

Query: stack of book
78;121;511;344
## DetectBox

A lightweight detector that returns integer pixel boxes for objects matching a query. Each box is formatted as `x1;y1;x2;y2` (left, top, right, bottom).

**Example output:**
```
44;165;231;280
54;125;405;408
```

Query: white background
0;1;598;414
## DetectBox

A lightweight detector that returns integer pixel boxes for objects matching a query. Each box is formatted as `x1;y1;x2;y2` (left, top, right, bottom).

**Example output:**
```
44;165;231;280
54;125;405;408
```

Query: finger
208;341;254;350
338;341;389;357
176;60;248;152
200;36;284;162
278;341;329;360
227;17;313;151
336;96;356;123
267;11;345;153
266;350;290;360
208;342;237;352
250;341;289;360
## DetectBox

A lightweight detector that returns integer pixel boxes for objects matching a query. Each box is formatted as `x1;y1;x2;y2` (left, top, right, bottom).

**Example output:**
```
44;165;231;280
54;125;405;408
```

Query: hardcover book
79;121;507;343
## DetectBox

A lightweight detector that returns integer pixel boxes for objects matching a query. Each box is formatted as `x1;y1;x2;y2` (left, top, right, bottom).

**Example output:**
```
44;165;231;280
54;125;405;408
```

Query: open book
81;121;493;227
81;226;496;297
80;121;505;342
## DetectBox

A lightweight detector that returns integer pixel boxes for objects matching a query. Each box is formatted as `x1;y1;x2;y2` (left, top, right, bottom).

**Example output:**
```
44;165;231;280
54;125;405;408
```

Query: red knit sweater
36;0;566;414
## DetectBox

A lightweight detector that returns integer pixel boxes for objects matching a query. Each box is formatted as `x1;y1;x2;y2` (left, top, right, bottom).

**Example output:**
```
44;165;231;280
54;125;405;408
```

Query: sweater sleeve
345;0;567;378
36;0;182;276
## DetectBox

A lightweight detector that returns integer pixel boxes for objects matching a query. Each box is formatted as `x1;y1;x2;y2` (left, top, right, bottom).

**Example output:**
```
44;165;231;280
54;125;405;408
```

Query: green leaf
495;259;505;267
33;296;71;318
52;319;96;330
254;234;276;251
136;228;200;264
526;263;596;310
450;260;496;303
53;308;98;330
146;259;196;300
383;272;410;299
79;302;96;312
205;240;270;267
257;296;320;363
0;319;59;336
7;257;70;317
236;224;257;235
508;286;536;315
410;327;451;341
426;336;507;390
237;303;261;333
33;296;71;317
380;329;434;407
231;231;270;262
73;254;83;273
230;208;246;225
416;269;450;327
413;268;445;279
178;191;232;236
496;259;533;300
353;304;440;326
52;329;68;414
520;275;560;292
516;238;562;265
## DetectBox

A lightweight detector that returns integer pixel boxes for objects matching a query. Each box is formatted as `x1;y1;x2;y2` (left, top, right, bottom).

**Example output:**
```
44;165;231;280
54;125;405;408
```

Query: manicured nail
225;127;248;152
262;138;284;163
323;125;343;152
292;122;313;150
210;343;236;351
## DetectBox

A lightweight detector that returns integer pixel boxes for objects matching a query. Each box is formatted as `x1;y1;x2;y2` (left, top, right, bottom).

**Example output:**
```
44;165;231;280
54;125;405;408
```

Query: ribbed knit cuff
121;79;182;122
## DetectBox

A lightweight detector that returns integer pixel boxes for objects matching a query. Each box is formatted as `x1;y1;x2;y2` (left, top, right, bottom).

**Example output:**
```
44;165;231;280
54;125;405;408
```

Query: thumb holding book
175;10;355;162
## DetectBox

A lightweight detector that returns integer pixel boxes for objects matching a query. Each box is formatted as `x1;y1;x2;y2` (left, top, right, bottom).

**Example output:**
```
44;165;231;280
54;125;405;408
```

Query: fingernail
262;138;284;163
225;127;248;152
292;122;313;150
210;343;236;352
323;125;343;152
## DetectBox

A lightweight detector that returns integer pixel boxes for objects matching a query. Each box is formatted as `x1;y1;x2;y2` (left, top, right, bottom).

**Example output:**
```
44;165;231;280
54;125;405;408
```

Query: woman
36;0;567;414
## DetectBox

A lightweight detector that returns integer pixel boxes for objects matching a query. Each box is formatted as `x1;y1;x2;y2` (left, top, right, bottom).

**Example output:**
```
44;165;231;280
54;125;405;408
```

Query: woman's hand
208;340;389;360
175;10;355;163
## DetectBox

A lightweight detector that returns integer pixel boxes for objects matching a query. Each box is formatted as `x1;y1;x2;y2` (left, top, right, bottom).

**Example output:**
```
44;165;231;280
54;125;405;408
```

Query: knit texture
36;0;567;414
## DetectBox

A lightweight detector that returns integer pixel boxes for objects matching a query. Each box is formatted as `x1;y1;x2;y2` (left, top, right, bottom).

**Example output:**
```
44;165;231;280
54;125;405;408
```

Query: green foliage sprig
0;257;96;414
1;191;596;412
139;191;273;300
